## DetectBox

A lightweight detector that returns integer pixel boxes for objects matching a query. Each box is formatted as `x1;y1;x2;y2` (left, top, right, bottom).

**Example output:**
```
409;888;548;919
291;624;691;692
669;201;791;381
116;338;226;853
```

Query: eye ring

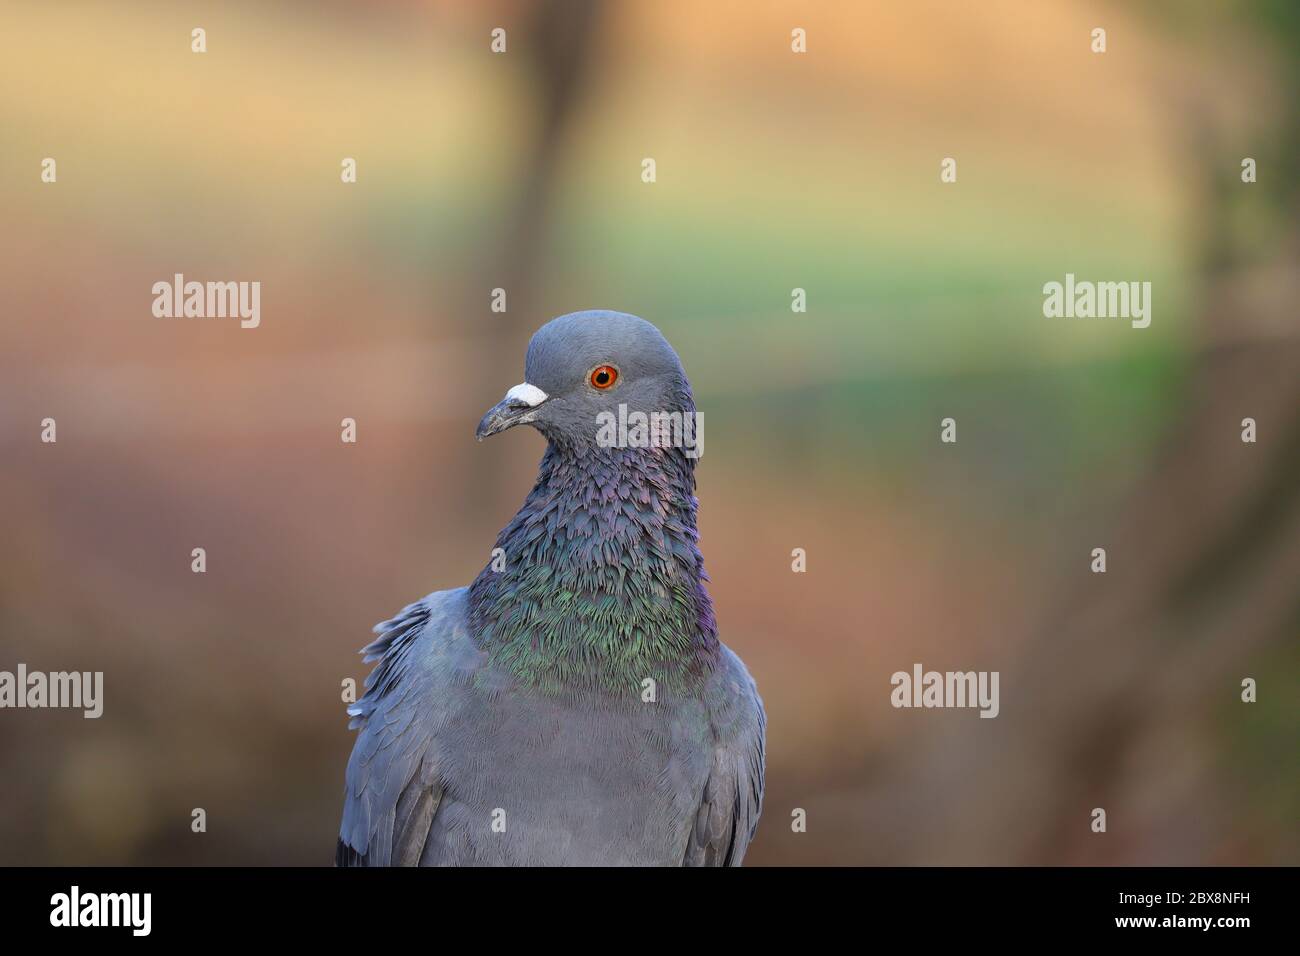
589;365;619;390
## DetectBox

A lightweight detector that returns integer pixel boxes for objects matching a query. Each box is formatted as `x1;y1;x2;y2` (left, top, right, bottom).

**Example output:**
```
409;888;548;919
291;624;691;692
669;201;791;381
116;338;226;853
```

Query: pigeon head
475;310;694;450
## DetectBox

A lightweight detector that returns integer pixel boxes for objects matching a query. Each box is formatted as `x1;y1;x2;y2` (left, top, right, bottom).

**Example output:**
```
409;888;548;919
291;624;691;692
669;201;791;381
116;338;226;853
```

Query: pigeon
336;310;765;866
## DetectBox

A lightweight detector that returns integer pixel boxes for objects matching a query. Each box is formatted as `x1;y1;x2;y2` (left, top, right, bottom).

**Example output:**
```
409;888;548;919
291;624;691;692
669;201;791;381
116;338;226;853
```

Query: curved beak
475;382;549;441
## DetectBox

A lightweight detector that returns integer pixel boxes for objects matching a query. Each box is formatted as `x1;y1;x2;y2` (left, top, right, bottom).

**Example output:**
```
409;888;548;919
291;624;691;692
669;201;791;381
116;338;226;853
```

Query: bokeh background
1;0;1296;865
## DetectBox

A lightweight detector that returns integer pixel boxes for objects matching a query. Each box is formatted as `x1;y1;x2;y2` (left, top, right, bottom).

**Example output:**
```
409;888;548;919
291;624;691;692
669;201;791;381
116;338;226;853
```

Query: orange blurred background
0;0;1296;864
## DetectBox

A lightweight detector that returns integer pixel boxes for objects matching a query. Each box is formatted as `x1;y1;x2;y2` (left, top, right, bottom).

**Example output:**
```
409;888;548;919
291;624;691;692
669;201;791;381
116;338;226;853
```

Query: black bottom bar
0;866;1288;941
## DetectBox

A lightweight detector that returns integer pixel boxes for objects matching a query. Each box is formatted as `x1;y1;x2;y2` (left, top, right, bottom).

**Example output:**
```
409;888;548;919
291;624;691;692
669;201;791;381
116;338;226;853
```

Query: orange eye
589;365;618;389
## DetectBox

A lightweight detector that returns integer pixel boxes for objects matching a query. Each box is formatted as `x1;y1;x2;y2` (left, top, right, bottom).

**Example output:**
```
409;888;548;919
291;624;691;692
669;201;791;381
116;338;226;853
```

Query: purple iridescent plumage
469;440;720;694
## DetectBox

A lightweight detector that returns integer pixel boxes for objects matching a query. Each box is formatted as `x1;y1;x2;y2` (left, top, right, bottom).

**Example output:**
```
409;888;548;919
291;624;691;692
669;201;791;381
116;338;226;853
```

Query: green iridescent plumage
468;442;718;695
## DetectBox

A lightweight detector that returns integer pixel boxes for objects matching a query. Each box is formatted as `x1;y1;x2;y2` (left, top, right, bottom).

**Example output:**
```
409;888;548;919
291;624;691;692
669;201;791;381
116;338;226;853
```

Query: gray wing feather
337;591;471;866
682;647;766;867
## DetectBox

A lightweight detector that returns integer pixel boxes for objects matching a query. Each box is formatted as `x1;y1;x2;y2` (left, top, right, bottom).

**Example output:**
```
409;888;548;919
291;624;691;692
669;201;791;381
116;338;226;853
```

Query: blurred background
0;0;1296;865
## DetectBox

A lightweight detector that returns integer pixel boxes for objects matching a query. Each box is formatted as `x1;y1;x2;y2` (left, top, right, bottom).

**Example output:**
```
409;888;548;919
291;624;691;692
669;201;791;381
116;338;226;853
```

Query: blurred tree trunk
464;0;605;505
497;0;603;320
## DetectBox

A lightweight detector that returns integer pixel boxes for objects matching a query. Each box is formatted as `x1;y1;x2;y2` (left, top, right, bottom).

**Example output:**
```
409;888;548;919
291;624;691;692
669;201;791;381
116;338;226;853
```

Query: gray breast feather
336;589;766;866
